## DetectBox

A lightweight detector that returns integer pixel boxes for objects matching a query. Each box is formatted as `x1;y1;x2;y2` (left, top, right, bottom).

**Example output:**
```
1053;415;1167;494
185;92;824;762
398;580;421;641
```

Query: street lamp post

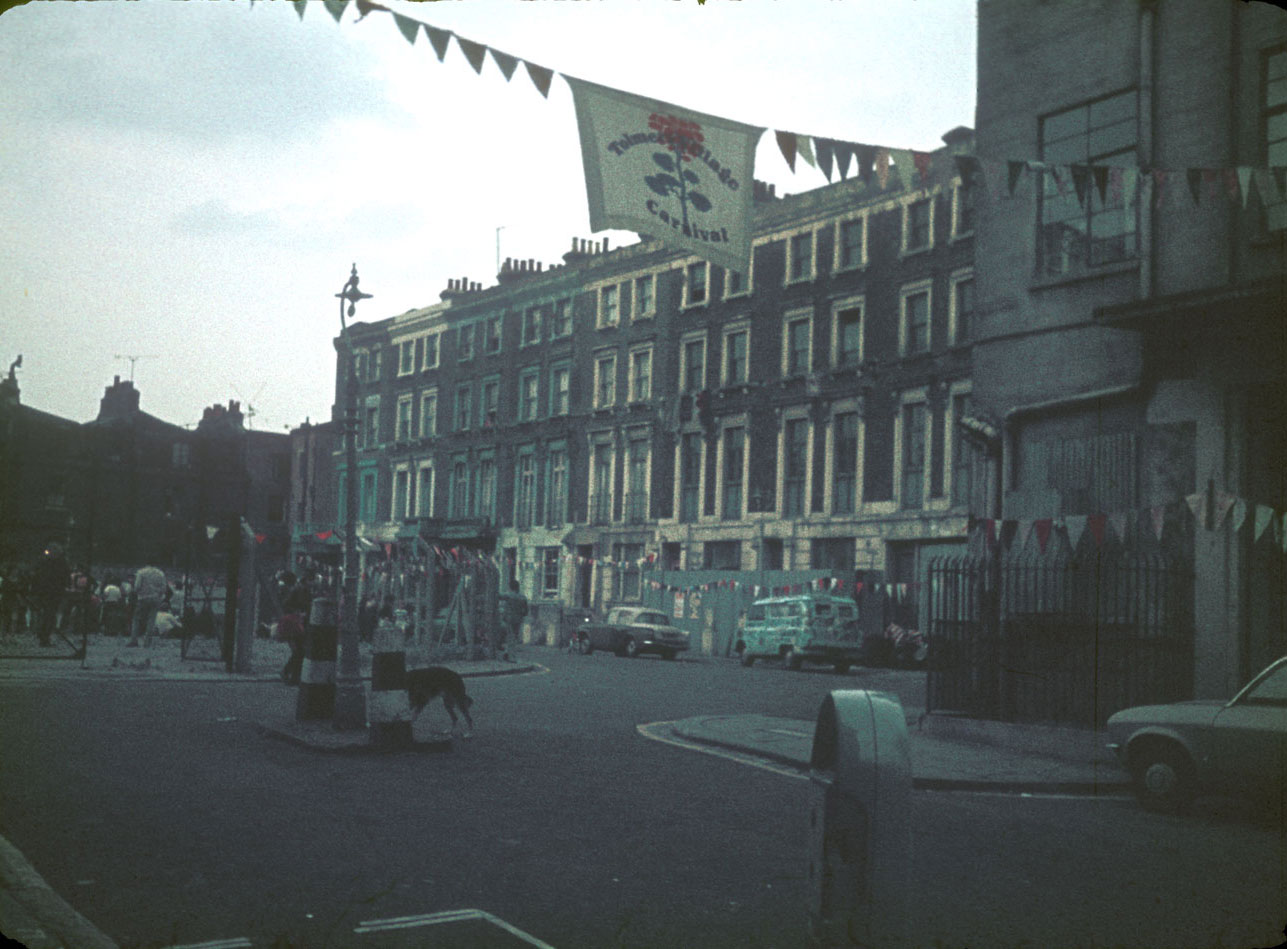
335;263;372;730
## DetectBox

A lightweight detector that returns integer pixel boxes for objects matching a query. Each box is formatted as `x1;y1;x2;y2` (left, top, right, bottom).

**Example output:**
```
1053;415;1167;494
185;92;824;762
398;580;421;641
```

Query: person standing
129;563;169;648
31;544;69;647
278;573;311;685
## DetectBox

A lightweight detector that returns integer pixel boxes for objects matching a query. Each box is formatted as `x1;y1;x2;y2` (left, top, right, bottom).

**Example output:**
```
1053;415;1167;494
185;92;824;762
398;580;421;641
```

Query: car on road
583;607;690;659
1106;655;1287;812
737;594;862;673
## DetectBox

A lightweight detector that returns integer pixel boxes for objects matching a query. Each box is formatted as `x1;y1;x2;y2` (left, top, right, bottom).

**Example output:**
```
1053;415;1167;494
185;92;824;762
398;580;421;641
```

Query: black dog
406;666;474;736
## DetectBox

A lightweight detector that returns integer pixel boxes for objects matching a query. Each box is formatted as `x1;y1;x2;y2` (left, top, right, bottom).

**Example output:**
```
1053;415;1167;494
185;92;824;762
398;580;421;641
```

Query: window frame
948;269;974;347
900;194;935;255
830;295;865;370
785;228;818;285
597;283;621;329
480;374;500;429
419;388;438;439
416;461;435;518
680;332;706;393
396;339;417;377
395;393;413;443
550;298;573;339
549;362;571;417
454;383;472;432
628;345;653;404
517;367;541;423
456;323;474;362
951;177;975;240
833;214;868;272
1262;44;1287;232
721;321;750;387
1037;88;1140;276
781;308;813;378
899;280;934;357
681;261;709;309
593;349;617;409
422;332;441;371
632;274;657;320
484;314;503;355
722;256;754;299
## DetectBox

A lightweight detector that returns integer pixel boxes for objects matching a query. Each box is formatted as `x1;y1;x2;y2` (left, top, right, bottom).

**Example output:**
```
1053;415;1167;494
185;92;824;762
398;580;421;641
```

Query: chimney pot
603;237;610;252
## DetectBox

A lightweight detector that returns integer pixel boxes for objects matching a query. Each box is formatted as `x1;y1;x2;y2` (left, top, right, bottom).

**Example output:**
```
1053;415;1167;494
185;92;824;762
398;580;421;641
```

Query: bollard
295;598;337;720
369;610;413;749
806;690;912;948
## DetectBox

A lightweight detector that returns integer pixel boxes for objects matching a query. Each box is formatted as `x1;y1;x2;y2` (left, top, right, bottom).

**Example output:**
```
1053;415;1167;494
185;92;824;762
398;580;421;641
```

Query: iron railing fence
925;549;1193;727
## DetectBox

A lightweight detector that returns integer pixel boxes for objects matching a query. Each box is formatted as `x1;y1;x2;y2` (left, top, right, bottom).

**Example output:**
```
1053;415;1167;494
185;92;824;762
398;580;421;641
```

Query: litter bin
807;690;912;948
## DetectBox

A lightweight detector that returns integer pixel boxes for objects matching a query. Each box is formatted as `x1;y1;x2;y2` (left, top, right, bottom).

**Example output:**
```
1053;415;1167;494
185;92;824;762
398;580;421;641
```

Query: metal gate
925;549;1194;727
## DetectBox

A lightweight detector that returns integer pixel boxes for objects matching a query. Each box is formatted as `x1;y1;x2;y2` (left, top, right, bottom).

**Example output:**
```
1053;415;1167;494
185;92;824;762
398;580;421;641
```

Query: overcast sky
0;0;976;434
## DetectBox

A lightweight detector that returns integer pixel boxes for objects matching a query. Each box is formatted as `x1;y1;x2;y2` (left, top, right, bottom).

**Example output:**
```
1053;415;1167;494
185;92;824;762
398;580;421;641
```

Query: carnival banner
566;75;762;273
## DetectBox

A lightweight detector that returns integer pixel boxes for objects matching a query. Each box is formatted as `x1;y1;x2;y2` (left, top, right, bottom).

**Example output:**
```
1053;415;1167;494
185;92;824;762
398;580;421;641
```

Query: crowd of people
0;544;186;648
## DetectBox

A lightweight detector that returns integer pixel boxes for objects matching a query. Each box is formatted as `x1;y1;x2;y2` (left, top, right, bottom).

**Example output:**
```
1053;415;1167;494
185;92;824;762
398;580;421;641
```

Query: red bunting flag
775;131;798;172
1034;519;1053;554
1087;514;1107;548
255;533;267;545
912;150;933;184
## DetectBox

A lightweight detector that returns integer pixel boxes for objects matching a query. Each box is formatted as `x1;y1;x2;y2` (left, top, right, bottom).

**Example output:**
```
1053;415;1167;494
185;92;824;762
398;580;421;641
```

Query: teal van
737;594;862;673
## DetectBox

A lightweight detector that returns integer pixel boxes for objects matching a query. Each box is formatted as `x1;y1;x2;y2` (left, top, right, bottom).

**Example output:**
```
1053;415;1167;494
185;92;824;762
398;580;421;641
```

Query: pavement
0;635;1132;949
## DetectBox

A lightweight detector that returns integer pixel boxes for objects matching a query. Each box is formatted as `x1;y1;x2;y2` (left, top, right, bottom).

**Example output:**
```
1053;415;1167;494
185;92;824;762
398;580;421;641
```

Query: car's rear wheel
619;637;637;658
661;649;676;660
740;652;755;667
783;648;803;671
834;661;851;675
1131;741;1195;813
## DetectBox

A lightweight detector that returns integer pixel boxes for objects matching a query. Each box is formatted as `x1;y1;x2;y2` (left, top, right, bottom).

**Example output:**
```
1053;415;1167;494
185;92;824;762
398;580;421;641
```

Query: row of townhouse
329;127;980;616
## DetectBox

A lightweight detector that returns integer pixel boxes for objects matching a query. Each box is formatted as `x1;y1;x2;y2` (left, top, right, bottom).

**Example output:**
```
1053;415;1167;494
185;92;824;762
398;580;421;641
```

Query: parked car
562;606;598;652
1106;655;1287;812
583;607;690;659
737;594;862;673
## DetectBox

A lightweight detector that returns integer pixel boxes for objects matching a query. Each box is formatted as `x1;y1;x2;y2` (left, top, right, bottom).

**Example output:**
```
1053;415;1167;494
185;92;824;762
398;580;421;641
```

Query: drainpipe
1138;0;1156;300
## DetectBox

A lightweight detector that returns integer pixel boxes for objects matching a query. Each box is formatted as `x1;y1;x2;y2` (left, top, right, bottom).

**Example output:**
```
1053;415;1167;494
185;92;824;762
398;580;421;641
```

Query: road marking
163;939;252;949
637;721;809;782
355;908;555;947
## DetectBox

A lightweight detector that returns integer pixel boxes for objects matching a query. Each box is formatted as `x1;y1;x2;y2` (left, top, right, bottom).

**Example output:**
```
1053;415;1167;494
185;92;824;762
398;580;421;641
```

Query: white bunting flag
1064;515;1087;551
567;76;763;272
1230;498;1248;533
1254;504;1274;542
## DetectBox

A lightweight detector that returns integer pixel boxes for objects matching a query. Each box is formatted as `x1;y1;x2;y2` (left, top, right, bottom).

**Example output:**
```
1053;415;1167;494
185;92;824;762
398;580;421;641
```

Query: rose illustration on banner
645;113;713;230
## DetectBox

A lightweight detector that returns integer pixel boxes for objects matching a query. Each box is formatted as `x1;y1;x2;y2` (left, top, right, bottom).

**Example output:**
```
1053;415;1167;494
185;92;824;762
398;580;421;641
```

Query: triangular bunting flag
1122;168;1139;208
1065;515;1088;551
1254;504;1274;541
425;26;452;62
1224;167;1241;202
857;144;876;182
1186;168;1203;205
1092;165;1110;205
833;141;856;181
1087;513;1108;547
1034;519;1053;554
1238;167;1254;208
912;150;933;185
322;0;347;23
292;0;307;20
523;60;554;97
1014;518;1033;548
999;520;1019;549
489;48;520;82
1186;491;1207;526
1071;164;1091;206
1007;160;1025;195
1108;511;1128;543
255;533;268;545
1253;168;1283;208
775;131;798;172
353;0;388;18
207;525;220;541
1150;505;1166;541
1214;492;1236;529
457;36;488;74
796;134;817;169
392;12;420;44
566;75;763;272
1230;498;1248;533
1151;168;1170;209
984;518;997;548
814;138;835;181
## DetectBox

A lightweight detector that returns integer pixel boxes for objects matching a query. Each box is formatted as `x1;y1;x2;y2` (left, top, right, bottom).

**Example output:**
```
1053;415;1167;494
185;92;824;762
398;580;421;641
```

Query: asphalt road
0;650;1282;949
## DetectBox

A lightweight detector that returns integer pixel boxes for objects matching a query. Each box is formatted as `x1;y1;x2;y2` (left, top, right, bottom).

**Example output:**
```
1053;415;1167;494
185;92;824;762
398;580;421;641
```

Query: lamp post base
333;676;367;730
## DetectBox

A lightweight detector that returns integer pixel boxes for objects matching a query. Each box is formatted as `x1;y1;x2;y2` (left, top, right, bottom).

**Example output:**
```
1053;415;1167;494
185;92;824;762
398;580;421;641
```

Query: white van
737;594;862;673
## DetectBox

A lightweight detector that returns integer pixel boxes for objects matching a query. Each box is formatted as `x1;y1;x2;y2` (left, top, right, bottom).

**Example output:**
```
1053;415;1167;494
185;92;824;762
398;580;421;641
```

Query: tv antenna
114;354;157;383
231;381;267;430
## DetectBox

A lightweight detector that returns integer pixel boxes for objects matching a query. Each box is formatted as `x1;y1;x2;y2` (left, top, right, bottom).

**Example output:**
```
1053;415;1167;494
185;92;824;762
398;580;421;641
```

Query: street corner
255;718;455;755
0;835;118;949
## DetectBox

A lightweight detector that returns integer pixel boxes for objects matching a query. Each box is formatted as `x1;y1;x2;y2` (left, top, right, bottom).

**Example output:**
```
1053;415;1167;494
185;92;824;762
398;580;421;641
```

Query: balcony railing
589;493;613;525
623;492;649;524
